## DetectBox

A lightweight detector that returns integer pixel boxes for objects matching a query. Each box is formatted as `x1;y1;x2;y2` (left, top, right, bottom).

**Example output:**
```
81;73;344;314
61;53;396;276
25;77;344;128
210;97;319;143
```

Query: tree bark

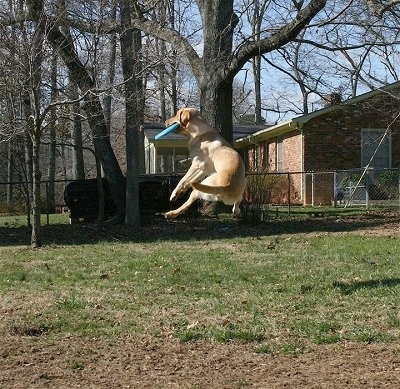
31;122;42;248
120;0;144;228
6;141;14;205
200;76;234;143
103;2;117;133
70;89;85;180
47;48;57;213
57;0;85;180
28;0;46;247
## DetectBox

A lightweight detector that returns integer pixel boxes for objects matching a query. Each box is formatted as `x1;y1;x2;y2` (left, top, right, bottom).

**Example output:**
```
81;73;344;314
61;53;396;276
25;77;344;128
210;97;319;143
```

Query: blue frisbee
154;122;180;140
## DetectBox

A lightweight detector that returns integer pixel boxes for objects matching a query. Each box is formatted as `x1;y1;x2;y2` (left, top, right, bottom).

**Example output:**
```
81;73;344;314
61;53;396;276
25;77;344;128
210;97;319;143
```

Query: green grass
0;213;69;227
0;214;399;354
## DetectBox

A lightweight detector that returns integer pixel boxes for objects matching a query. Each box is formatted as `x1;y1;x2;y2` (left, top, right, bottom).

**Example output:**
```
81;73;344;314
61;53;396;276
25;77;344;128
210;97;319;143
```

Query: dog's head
165;108;204;137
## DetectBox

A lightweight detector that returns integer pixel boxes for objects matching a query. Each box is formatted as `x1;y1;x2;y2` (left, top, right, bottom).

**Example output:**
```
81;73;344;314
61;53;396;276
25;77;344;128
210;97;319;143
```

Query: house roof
234;80;400;148
233;124;268;140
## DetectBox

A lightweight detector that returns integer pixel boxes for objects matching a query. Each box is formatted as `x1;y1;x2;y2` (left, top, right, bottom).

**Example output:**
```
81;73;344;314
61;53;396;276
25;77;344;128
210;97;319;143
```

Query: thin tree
120;0;143;228
47;47;58;213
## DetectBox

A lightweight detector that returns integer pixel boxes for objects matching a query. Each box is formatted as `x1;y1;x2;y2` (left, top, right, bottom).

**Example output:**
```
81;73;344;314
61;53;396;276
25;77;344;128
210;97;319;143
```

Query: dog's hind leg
164;189;200;219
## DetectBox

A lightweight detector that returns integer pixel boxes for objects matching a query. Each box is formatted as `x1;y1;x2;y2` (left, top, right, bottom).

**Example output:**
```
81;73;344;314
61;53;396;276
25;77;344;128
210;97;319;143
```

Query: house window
155;147;189;173
260;141;268;170
361;129;391;169
248;142;268;171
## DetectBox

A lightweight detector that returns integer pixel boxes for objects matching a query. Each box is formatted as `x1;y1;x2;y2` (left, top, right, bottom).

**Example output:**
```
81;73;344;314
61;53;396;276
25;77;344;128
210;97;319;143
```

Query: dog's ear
179;109;191;127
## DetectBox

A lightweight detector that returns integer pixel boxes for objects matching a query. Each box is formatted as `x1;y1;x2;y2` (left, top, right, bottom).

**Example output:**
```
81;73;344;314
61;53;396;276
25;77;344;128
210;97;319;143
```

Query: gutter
234;120;299;149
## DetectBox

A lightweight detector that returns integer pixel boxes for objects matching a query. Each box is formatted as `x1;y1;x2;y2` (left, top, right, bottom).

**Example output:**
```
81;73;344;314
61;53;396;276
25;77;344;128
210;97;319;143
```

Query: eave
234;81;400;149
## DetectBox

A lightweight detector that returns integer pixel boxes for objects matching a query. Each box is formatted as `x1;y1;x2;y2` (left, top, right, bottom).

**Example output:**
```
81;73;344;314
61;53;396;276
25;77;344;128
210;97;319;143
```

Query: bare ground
1;211;399;388
1;336;399;388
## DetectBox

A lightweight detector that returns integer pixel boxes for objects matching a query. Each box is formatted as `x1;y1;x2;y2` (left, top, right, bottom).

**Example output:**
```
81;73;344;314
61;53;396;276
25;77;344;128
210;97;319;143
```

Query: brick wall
304;93;400;171
282;131;302;172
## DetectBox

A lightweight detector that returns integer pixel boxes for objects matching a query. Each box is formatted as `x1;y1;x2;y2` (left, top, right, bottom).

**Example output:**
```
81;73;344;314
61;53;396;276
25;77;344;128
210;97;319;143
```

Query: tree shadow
333;278;400;295
0;210;399;247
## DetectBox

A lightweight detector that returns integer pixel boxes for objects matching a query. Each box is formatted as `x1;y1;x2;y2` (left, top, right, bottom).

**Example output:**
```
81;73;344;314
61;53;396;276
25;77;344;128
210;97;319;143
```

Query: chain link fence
0;180;70;224
244;168;399;214
304;168;400;208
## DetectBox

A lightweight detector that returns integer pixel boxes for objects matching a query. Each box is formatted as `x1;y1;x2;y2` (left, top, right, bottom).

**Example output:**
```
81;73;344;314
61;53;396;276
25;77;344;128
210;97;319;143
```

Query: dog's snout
165;114;179;127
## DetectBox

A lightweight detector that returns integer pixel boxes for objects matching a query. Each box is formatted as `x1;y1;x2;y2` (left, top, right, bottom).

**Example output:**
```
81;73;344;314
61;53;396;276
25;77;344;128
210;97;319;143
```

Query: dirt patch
1;335;399;388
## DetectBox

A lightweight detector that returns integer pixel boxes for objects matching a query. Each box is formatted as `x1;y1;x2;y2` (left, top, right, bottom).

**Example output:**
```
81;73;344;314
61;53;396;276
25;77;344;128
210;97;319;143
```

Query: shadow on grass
333;278;400;295
0;210;398;247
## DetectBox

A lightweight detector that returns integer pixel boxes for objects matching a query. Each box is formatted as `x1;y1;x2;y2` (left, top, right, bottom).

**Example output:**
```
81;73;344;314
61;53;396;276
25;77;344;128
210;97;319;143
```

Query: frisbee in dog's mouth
155;122;180;140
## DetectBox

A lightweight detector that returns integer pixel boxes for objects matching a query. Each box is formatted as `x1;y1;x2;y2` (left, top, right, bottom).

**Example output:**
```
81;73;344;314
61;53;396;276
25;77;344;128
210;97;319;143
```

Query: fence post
333;171;337;207
311;172;315;207
287;173;291;216
45;181;50;225
398;166;400;210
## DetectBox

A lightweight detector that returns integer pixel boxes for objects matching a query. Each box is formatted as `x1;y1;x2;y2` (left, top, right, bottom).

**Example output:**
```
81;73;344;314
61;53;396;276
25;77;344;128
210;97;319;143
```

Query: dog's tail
191;181;230;195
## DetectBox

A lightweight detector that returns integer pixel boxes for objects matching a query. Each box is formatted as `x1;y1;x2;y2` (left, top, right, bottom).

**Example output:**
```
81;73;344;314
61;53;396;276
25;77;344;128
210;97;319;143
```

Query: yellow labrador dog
164;108;246;219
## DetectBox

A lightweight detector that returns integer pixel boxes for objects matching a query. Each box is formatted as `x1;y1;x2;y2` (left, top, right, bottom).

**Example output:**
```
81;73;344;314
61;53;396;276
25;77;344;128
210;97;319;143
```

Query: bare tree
126;0;327;143
24;0;46;247
103;1;118;133
47;47;58;212
120;0;143;228
244;0;400;120
57;0;85;180
44;6;127;223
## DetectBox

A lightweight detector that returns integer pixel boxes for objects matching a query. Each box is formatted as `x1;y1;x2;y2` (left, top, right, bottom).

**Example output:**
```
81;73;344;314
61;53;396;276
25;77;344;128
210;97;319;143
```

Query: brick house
235;82;400;205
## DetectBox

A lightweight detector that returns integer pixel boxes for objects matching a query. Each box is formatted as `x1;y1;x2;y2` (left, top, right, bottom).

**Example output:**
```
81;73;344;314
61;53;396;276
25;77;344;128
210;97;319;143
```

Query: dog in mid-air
163;108;246;219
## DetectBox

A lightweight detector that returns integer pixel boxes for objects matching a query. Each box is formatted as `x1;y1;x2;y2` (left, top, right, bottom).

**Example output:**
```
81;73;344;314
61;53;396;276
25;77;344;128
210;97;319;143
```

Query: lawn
0;212;399;388
1;213;399;352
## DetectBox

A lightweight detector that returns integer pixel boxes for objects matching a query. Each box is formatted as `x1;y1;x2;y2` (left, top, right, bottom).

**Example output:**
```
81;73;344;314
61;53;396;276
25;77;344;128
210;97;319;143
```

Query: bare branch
229;0;327;77
365;0;400;17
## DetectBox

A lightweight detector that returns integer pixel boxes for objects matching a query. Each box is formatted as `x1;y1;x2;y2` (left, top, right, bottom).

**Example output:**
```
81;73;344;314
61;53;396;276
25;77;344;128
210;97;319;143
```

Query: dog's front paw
164;210;177;219
170;187;183;202
170;192;178;202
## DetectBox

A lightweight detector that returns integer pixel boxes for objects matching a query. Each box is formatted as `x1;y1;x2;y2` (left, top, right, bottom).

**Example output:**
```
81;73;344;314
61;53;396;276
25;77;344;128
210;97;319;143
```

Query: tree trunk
47;49;58;213
253;54;262;124
120;0;143;228
23;132;33;227
6;141;14;205
57;0;85;180
31;127;42;248
251;0;264;124
28;0;45;247
81;95;126;223
197;0;237;144
200;76;234;144
156;37;167;121
103;3;117;132
70;95;85;180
